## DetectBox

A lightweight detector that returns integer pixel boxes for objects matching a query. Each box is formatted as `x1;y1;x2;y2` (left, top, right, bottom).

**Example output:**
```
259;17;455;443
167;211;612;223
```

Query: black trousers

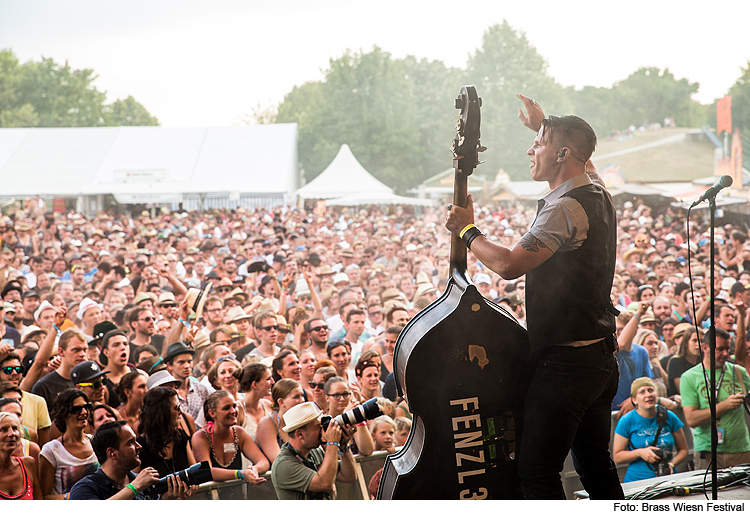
518;338;625;499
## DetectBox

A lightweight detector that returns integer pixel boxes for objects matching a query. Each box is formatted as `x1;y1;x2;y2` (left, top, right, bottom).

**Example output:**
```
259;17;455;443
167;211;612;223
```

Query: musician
446;94;622;499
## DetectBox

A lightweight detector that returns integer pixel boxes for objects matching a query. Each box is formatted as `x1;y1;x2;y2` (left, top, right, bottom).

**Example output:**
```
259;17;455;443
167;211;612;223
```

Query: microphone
690;175;733;207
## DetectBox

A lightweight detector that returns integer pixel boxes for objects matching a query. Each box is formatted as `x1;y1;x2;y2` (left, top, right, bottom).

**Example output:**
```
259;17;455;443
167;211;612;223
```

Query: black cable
685;205;716;496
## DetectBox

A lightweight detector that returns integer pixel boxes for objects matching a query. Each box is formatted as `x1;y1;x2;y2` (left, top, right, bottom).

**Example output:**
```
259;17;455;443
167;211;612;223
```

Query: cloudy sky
1;0;748;127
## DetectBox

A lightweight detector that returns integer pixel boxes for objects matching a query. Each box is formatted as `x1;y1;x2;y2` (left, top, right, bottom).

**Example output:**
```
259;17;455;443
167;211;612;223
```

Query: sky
0;0;748;128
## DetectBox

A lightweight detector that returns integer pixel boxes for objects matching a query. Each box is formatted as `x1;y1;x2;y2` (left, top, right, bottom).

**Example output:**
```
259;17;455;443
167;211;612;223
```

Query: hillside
591;127;716;184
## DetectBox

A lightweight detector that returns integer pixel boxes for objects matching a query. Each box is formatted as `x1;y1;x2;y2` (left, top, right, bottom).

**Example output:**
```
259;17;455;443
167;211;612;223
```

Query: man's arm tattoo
519;233;549;253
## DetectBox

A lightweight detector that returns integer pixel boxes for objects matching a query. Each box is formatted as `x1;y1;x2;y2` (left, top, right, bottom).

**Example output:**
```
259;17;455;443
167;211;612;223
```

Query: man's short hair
703;327;730;345
0;351;21;368
345;309;365;324
92;420;127;464
253;310;277;330
674;282;691;299
209;325;232;343
59;328;87;351
127;306;151;329
102;329;128;351
304;318;325;333
540;114;597;162
385;325;403;336
386;304;408;324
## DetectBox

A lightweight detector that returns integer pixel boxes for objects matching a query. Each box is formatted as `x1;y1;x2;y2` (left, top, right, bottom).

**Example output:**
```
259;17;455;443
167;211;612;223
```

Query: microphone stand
708;196;718;500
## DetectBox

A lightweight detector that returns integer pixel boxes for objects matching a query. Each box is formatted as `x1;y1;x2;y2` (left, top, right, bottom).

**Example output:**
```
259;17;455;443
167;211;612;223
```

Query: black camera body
148;461;213;495
652;448;673;476
320;397;383;431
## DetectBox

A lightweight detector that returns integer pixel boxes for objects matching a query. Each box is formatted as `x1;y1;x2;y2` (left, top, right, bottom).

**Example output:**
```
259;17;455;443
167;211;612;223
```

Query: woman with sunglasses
323;376;374;456
192;390;269;484
137;387;196;478
39;388;98;499
236;363;274;441
255;379;304;463
115;371;149;434
309;366;336;411
207;357;245;426
0;411;42;500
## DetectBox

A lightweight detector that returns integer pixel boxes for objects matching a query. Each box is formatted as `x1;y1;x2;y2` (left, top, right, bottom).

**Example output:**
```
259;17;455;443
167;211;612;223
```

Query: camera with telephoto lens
320;397;383;431
149;461;213;495
653;448;673;476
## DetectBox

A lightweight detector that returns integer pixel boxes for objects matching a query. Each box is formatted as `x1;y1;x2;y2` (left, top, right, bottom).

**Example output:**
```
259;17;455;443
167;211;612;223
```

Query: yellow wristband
459;224;476;238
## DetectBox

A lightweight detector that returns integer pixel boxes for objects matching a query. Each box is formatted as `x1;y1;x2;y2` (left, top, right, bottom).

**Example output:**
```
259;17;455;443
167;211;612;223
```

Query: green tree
275;47;458;191
17;56;107;127
566;85;618;137
726;61;750;165
466;22;570;180
610;67;702;127
104;96;160;126
0;48;158;128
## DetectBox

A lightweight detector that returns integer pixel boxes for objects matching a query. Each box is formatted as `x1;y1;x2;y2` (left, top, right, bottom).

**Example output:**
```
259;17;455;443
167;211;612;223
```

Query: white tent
325;193;436;206
296;143;435;205
0;124;298;211
296;144;393;200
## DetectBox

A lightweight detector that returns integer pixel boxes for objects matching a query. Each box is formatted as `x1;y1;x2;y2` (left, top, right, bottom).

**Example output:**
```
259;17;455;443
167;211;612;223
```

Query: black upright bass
377;86;534;500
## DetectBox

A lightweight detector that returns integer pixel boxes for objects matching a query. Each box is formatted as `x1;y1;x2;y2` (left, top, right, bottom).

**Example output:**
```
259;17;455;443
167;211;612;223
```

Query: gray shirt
528;172;608;253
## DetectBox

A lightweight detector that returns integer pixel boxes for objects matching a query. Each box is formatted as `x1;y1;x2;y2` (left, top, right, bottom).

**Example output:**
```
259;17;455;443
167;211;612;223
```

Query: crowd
0;193;749;499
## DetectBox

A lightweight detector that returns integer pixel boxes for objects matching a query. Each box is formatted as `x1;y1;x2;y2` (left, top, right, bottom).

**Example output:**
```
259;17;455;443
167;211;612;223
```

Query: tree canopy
0;49;159;128
268;21;716;190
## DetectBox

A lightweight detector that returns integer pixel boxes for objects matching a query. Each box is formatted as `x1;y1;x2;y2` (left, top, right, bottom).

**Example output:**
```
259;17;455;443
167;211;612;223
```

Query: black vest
525;183;617;352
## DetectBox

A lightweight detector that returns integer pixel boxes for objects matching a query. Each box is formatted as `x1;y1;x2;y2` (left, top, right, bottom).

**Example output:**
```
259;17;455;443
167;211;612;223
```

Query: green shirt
680;362;750;453
271;444;333;500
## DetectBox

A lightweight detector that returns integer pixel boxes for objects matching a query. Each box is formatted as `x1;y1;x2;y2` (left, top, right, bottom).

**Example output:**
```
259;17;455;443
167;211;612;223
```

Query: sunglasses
69;403;93;415
218;287;233;293
260;325;279;332
310;326;329;333
139;317;155;322
309;382;325;390
216;355;237;364
77;378;108;390
327;392;351;400
1;366;24;375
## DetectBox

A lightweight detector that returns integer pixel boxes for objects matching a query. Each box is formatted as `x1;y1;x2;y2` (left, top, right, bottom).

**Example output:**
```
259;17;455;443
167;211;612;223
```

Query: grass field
591;127;716;183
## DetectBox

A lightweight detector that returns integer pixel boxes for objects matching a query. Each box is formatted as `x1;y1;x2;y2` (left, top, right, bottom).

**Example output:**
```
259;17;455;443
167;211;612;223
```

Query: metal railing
187;451;391;500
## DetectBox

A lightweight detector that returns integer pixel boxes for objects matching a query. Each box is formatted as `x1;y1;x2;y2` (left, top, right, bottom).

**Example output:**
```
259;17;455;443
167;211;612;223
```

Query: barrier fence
188;450;390;500
190;408;712;500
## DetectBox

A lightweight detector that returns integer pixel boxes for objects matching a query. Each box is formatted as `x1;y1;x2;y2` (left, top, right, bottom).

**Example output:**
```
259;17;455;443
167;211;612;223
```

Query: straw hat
282;402;324;433
185;283;212;319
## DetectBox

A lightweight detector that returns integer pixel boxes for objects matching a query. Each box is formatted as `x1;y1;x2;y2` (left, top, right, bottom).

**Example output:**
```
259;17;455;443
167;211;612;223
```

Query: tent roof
0;124;298;199
325;193;436;207
296;144;392;200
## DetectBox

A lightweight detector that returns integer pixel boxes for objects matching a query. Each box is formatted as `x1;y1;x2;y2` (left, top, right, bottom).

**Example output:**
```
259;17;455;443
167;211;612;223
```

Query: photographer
271;401;356;500
69;420;191;500
681;328;750;469
612;378;688;482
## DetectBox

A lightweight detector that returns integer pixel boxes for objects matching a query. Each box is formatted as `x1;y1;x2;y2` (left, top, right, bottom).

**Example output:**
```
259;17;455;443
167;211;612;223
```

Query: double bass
377;86;534;500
